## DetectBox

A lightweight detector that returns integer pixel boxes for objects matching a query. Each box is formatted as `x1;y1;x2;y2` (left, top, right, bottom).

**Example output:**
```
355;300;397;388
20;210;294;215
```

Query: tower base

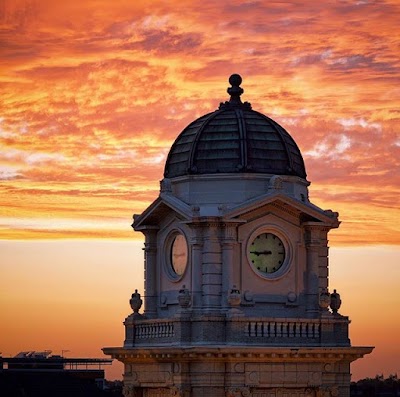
103;345;373;397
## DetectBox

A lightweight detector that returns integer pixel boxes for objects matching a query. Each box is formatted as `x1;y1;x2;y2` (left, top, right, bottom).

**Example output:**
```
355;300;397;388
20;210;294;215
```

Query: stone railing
125;316;349;346
245;320;320;339
135;321;175;339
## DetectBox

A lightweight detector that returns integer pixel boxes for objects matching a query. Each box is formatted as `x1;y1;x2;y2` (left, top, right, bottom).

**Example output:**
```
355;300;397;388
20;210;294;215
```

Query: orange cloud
0;0;399;243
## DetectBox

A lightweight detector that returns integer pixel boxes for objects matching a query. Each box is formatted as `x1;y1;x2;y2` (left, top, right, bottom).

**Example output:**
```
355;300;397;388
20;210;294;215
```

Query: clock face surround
248;231;287;277
170;233;188;277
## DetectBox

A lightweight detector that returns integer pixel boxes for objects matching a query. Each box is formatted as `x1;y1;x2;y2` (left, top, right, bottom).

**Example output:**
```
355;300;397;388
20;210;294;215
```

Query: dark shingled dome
164;75;307;179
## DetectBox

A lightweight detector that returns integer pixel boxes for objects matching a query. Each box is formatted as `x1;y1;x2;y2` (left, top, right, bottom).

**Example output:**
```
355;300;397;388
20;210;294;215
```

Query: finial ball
229;74;242;87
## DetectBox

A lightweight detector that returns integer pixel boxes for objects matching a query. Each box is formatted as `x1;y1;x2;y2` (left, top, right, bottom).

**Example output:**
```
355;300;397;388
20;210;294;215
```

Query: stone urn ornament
129;289;143;315
227;285;241;306
319;289;331;310
330;289;342;314
178;285;191;308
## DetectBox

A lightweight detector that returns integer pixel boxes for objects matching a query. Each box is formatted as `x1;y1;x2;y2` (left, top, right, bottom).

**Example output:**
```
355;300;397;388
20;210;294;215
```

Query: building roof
164;74;307;179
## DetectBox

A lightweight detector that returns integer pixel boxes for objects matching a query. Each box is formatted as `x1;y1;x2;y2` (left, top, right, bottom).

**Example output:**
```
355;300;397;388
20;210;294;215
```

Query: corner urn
130;289;143;315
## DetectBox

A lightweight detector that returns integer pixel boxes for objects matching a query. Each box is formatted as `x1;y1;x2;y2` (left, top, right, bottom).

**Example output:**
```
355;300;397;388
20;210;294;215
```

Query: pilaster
201;218;222;310
191;225;203;310
221;221;242;308
142;227;159;318
303;223;330;318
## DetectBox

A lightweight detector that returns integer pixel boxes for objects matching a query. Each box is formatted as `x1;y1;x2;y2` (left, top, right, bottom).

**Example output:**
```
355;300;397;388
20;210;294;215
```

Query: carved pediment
223;193;339;228
133;195;192;230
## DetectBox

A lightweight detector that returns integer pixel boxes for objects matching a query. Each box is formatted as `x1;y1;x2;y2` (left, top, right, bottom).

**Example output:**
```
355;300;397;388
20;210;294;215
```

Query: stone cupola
104;75;373;397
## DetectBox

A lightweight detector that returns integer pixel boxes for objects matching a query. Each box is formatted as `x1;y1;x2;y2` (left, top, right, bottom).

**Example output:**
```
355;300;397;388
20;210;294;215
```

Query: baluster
315;323;320;338
265;322;270;337
301;322;307;337
257;322;262;337
295;323;301;337
250;322;256;337
289;323;294;337
276;322;282;337
270;322;275;337
282;322;288;337
308;323;313;338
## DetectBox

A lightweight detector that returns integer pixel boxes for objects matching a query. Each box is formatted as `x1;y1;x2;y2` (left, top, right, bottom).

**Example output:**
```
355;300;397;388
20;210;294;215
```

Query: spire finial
219;74;251;110
227;74;243;104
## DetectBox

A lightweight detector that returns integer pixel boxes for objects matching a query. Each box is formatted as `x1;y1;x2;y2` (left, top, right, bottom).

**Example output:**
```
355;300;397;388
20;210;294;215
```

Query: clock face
249;232;286;275
170;233;188;276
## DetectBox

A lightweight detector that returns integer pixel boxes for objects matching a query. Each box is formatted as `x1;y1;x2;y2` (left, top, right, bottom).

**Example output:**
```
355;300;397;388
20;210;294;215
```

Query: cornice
103;345;373;364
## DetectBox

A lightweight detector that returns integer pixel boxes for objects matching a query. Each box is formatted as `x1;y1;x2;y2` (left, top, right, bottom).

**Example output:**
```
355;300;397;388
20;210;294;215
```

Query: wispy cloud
1;0;399;244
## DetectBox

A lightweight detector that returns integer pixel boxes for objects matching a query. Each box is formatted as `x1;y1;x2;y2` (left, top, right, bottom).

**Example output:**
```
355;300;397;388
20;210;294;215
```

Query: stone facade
103;75;373;396
112;346;370;397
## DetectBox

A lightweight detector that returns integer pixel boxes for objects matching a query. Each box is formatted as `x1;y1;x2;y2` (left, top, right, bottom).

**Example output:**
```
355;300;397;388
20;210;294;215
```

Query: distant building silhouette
350;374;400;396
0;351;121;397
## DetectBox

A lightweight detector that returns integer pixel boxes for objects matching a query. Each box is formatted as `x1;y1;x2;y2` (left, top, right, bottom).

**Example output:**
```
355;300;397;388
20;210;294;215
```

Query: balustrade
135;321;175;339
246;320;320;339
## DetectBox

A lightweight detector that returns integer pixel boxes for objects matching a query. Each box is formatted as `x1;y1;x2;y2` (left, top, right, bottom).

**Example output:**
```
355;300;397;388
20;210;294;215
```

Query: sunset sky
0;0;399;380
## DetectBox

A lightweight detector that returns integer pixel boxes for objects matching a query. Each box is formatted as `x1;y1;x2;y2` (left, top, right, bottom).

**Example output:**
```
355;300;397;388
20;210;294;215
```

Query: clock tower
104;75;373;397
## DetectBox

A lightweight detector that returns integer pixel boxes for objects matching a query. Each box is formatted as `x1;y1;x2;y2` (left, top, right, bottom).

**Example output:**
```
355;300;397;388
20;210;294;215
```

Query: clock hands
250;250;272;256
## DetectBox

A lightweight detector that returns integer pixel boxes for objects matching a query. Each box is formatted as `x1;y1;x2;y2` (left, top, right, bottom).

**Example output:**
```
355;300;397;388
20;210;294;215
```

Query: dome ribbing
164;75;307;179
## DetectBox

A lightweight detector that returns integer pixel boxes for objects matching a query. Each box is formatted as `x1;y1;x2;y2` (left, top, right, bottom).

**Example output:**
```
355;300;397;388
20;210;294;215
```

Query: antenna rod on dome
228;74;243;105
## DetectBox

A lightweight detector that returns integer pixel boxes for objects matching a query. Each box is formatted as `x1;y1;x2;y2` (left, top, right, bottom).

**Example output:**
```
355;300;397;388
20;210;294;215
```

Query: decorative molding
160;178;172;193
104;345;372;363
225;386;251;397
122;385;141;397
252;388;315;397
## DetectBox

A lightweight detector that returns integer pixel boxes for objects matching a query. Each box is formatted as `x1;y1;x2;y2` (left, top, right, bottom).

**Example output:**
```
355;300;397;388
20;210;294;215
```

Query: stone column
221;240;235;307
202;218;222;310
317;231;329;291
142;227;158;318
221;221;241;307
303;223;323;317
191;224;203;310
